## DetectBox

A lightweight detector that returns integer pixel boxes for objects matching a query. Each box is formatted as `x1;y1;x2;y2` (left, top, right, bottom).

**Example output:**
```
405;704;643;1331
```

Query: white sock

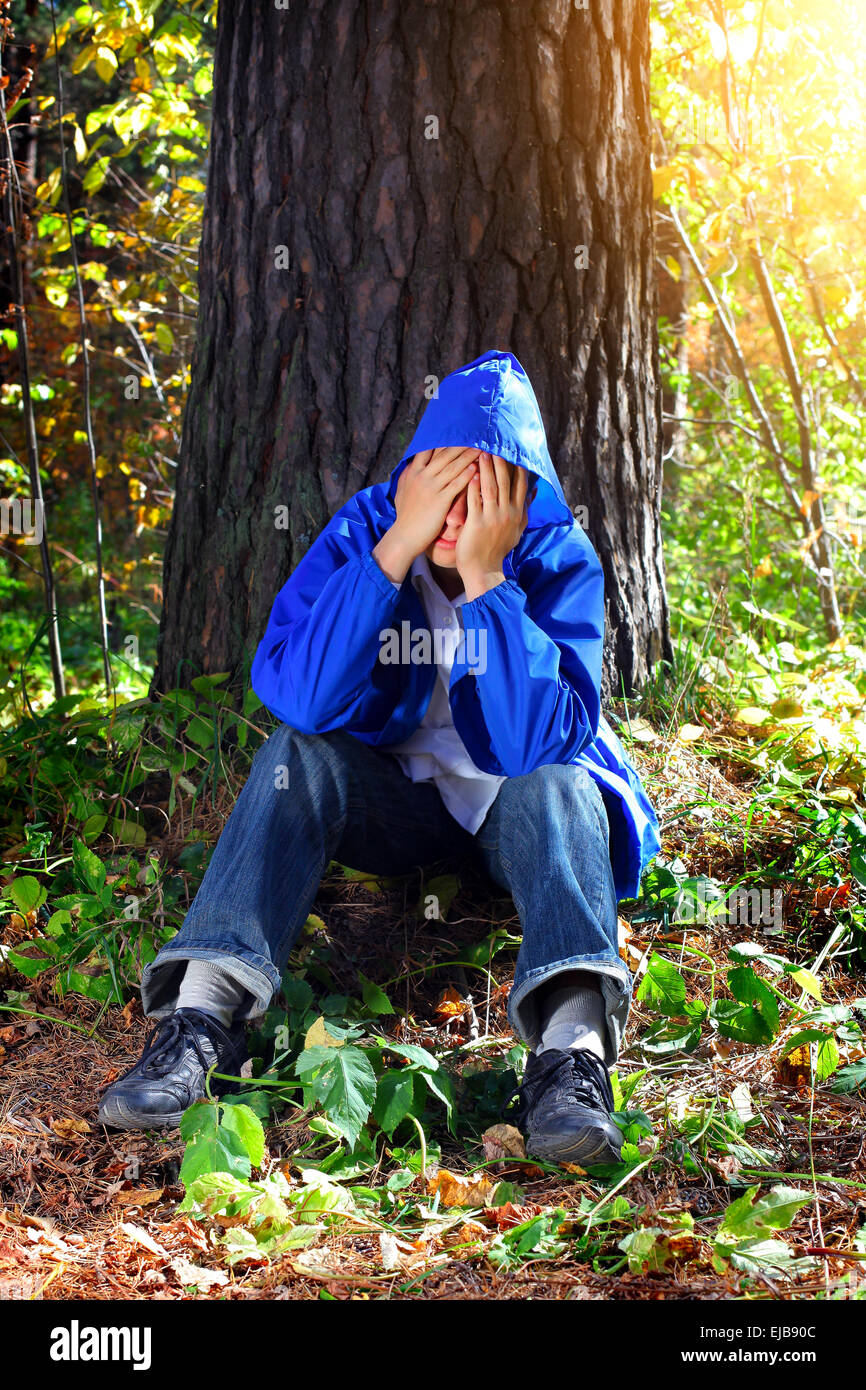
536;972;607;1061
175;959;247;1028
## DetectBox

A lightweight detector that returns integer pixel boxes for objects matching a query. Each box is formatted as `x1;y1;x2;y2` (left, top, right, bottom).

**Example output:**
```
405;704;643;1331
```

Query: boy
98;350;661;1166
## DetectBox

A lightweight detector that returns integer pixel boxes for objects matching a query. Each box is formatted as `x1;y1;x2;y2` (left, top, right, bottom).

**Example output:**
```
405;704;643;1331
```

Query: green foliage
635;933;862;1079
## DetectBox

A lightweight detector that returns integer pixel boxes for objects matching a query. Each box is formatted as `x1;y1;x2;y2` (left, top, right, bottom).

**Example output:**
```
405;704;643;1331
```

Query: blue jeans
141;724;631;1063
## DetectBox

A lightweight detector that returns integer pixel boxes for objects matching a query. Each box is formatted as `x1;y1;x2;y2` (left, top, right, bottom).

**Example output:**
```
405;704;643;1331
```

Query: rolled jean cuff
140;946;279;1021
507;954;632;1067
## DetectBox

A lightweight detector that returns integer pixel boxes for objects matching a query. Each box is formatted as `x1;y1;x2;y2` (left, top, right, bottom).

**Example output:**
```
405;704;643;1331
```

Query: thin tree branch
0;15;65;698
49;0;112;694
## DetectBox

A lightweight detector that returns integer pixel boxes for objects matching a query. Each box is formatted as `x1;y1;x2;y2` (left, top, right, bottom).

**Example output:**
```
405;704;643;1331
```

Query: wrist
461;567;506;602
373;525;416;585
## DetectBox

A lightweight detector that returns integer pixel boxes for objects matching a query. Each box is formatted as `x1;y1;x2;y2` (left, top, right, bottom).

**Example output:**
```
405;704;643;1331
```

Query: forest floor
1;731;864;1301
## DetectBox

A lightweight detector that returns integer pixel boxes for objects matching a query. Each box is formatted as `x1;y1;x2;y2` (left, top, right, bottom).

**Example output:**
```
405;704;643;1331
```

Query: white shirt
383;553;506;833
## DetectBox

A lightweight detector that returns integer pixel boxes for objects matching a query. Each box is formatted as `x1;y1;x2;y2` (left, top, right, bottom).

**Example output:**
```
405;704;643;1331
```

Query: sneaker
97;1008;249;1131
509;1047;623;1167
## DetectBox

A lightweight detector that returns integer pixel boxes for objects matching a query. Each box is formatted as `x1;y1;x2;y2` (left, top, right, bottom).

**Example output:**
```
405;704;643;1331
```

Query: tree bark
153;0;669;700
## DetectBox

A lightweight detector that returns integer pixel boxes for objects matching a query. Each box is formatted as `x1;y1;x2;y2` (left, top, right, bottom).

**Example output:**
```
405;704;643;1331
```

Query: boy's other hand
456;453;530;601
374;447;480;584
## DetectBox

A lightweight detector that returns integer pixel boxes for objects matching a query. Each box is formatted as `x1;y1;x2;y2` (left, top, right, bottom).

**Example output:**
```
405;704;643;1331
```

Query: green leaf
832;1059;866;1094
281;974;314;1016
379;1040;439;1072
58;968;114;1002
422;1067;455;1133
110;815;147;848
72;837;106;894
219;1102;265;1168
711;997;775;1045
82;813;108;842
179;1101;255;1185
416;873;460;921
185;715;215;748
712;964;781;1045
781;1029;840;1079
6;943;57;977
636;952;687;1015
8;876;46;914
719;1184;811;1241
639;1018;702;1055
359;972;394;1016
295;1044;377;1149
372;1070;416;1136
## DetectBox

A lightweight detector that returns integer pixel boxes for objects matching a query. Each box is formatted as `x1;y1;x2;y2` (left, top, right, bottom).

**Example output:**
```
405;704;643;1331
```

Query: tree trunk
153;0;669;700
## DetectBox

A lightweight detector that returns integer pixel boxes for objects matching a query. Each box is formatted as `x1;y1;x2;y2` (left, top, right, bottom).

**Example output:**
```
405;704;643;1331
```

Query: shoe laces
137;1009;225;1079
502;1047;614;1127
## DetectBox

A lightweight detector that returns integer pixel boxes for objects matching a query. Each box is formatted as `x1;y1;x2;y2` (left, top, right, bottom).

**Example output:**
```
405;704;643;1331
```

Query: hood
387;350;575;530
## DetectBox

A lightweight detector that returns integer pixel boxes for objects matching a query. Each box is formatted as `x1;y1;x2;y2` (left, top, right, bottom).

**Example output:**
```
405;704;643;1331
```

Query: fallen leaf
50;1116;91;1140
481;1124;526;1162
777;1046;816;1089
434;986;467;1020
112;1188;164;1208
734;706;773;727
617;915;633;963
426;1168;497;1208
169;1257;228;1289
621;717;656;744
710;1154;741;1183
491;1201;546;1230
119;1223;169;1259
812;881;851;912
677;723;706;742
379;1232;401;1271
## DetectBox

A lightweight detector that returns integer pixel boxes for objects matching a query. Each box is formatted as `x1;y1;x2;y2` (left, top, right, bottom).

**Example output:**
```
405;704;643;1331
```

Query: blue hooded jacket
251;349;661;901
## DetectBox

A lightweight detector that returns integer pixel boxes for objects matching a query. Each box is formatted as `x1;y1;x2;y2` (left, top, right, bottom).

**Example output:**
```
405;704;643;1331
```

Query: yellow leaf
735;706;773;726
652;164;679;199
704;249;729;276
70;43;97;75
704;210;728;245
665;255;681;282
754;557;773;577
426;1169;497;1208
770;697;805;720
481;1125;526;1162
621;717;657;744
51;1115;91;1140
677;723;705;742
95;46;118;83
788;968;823;1003
304;1016;343;1050
113;1188;164;1207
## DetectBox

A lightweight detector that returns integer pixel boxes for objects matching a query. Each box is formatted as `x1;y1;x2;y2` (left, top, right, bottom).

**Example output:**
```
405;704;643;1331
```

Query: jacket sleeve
250;505;402;732
453;523;604;776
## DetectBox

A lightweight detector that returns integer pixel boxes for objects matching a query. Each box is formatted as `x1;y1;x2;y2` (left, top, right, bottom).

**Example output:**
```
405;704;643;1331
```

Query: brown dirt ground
1;739;865;1300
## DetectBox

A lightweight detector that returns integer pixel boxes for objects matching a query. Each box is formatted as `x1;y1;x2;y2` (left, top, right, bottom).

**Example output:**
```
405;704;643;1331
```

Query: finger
434;449;481;489
466;474;482;517
478;450;499;507
442;460;480;504
511;466;529;509
427;445;474;477
490;454;512;505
